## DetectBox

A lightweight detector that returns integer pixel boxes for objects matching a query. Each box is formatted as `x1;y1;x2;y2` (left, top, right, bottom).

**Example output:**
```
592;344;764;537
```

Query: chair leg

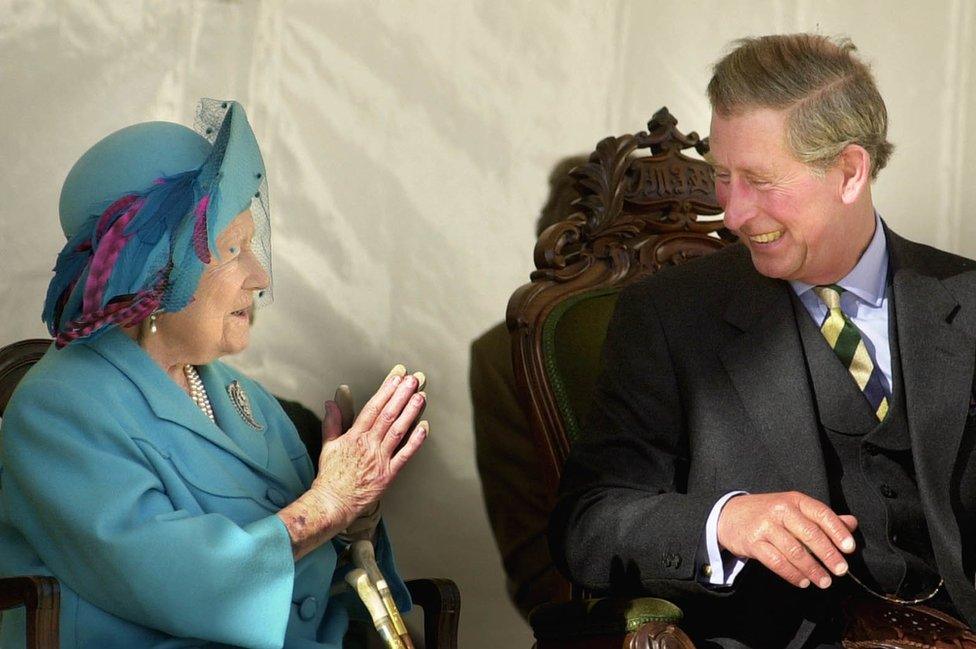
405;578;460;649
0;576;60;649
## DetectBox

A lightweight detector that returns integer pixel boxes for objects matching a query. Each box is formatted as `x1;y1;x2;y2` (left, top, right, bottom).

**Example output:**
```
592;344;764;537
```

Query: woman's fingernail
834;561;848;575
419;420;429;434
412;371;426;390
818;576;831;589
386;364;407;381
841;537;855;552
799;579;810;588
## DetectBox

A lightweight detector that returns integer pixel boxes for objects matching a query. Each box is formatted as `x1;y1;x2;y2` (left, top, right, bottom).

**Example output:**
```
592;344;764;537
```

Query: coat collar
886;227;976;482
83;328;287;485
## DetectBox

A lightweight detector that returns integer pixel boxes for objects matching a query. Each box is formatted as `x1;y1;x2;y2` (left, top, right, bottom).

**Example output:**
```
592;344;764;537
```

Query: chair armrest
405;578;460;649
0;576;60;649
529;597;695;648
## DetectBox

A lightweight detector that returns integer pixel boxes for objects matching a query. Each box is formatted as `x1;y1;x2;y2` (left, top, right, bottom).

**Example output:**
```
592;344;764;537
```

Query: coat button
663;552;682;569
700;564;713;578
298;596;318;621
267;488;287;507
879;483;897;498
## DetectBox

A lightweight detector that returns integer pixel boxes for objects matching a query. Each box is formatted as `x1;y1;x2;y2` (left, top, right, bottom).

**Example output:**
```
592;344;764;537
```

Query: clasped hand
717;491;858;589
311;366;428;531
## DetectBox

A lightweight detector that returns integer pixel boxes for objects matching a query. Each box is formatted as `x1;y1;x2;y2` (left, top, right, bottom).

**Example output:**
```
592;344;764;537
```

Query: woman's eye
228;246;240;255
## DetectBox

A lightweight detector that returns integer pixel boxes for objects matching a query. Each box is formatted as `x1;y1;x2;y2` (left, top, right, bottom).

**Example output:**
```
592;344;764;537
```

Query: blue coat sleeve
1;378;296;649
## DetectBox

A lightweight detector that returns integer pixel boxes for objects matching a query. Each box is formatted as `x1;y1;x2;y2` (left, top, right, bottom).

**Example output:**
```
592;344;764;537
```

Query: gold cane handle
345;569;405;649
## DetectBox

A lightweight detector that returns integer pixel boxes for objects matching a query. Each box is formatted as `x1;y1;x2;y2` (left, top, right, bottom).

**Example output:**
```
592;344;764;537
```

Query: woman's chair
0;338;460;649
506;108;733;649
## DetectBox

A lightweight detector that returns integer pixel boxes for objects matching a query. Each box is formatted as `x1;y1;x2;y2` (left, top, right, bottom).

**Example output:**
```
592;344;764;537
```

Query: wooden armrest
405;578;460;649
0;576;60;649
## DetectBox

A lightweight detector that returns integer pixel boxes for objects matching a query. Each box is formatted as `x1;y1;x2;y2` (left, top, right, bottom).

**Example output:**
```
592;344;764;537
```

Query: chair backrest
507;107;733;492
0;339;52;417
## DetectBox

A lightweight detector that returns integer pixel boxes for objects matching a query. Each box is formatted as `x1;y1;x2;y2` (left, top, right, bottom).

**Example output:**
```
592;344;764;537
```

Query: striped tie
813;285;889;421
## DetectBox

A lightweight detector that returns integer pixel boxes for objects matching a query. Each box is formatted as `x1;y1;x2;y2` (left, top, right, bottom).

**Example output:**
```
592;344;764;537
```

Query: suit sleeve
549;282;730;599
1;378;295;649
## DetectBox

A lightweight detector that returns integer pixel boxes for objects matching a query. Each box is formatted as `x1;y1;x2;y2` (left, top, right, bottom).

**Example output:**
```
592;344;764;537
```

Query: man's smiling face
709;107;861;285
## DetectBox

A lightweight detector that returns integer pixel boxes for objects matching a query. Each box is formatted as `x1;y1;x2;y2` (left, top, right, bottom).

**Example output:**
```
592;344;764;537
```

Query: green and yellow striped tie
813;284;889;421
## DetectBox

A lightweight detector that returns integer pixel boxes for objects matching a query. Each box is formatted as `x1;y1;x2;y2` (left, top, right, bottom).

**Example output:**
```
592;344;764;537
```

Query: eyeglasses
846;570;944;606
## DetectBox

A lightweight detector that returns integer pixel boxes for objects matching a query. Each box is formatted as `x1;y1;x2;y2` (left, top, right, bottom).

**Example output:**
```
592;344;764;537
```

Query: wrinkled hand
311;366;428;531
717;491;858;589
328;384;381;543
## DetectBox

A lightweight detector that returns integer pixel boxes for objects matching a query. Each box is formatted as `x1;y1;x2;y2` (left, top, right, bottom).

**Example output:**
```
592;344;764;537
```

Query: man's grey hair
708;33;893;179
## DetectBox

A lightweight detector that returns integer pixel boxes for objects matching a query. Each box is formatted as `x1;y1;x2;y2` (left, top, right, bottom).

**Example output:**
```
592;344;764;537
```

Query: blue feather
105;172;198;307
41;216;97;332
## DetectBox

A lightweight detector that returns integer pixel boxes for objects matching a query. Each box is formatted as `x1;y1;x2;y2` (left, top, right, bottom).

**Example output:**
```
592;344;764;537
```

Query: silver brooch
227;381;264;430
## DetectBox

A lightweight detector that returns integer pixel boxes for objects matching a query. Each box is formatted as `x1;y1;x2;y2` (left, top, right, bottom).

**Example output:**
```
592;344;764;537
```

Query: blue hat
44;99;270;347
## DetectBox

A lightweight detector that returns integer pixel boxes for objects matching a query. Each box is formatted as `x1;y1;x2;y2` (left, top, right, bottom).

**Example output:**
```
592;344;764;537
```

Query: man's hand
717;492;858;589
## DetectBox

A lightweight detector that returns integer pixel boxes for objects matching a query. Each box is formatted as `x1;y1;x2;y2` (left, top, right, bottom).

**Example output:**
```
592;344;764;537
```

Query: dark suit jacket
550;227;976;646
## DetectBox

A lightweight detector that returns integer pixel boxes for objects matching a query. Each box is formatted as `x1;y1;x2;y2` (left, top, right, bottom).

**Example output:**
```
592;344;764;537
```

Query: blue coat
0;328;409;648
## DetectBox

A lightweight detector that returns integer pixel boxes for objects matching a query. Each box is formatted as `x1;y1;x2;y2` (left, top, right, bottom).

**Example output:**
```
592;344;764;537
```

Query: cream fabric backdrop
1;1;974;646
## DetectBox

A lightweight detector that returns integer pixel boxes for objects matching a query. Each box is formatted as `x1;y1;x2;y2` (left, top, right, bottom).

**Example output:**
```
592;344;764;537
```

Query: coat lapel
718;267;829;501
889;232;976;613
85;329;283;484
199;363;270;469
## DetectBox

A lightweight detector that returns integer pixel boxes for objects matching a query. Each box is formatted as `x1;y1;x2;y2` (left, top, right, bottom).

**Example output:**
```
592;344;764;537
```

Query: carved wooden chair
0;338;460;649
507;108;732;649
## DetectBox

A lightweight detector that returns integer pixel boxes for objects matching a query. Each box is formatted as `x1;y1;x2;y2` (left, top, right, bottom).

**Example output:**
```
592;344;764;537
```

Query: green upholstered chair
507;108;734;649
0;338;460;649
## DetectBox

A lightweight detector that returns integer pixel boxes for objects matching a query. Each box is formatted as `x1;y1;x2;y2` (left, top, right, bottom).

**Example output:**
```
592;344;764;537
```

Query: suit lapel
889;233;976;613
718;268;829;501
199;363;270;469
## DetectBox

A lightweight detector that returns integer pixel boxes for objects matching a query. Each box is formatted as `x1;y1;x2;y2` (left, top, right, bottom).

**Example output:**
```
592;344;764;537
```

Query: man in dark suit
550;34;976;647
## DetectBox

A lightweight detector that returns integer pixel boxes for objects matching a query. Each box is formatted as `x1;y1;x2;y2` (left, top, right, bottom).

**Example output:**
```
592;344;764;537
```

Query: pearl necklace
183;364;215;423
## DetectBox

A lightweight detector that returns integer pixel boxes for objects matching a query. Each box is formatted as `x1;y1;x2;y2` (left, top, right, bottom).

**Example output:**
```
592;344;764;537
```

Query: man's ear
836;144;871;205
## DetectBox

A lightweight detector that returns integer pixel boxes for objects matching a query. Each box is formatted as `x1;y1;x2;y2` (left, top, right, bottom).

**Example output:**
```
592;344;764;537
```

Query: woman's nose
242;248;270;291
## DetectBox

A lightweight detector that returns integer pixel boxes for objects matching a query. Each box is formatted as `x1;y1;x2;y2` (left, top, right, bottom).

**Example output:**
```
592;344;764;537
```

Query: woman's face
157;209;269;364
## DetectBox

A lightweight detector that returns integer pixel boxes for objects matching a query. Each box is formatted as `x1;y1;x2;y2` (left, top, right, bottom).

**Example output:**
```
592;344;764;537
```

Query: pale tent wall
0;2;973;647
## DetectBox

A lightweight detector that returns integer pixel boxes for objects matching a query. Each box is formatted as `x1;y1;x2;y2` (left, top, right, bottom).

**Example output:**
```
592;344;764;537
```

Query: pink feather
95;195;140;240
57;279;165;348
82;197;145;313
191;195;211;263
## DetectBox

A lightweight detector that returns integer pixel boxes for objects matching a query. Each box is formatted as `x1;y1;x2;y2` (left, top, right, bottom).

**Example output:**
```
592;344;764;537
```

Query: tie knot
813;284;845;310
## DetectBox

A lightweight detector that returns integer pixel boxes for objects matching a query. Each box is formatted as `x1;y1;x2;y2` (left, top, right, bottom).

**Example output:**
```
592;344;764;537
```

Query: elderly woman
0;100;427;648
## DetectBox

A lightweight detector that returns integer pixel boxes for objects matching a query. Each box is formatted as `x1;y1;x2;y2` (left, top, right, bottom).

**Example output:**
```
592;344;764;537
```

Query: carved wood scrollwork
531;106;732;287
507;107;733;493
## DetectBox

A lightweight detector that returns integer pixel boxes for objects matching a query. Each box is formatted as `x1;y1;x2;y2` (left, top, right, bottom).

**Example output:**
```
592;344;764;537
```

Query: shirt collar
789;213;888;307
